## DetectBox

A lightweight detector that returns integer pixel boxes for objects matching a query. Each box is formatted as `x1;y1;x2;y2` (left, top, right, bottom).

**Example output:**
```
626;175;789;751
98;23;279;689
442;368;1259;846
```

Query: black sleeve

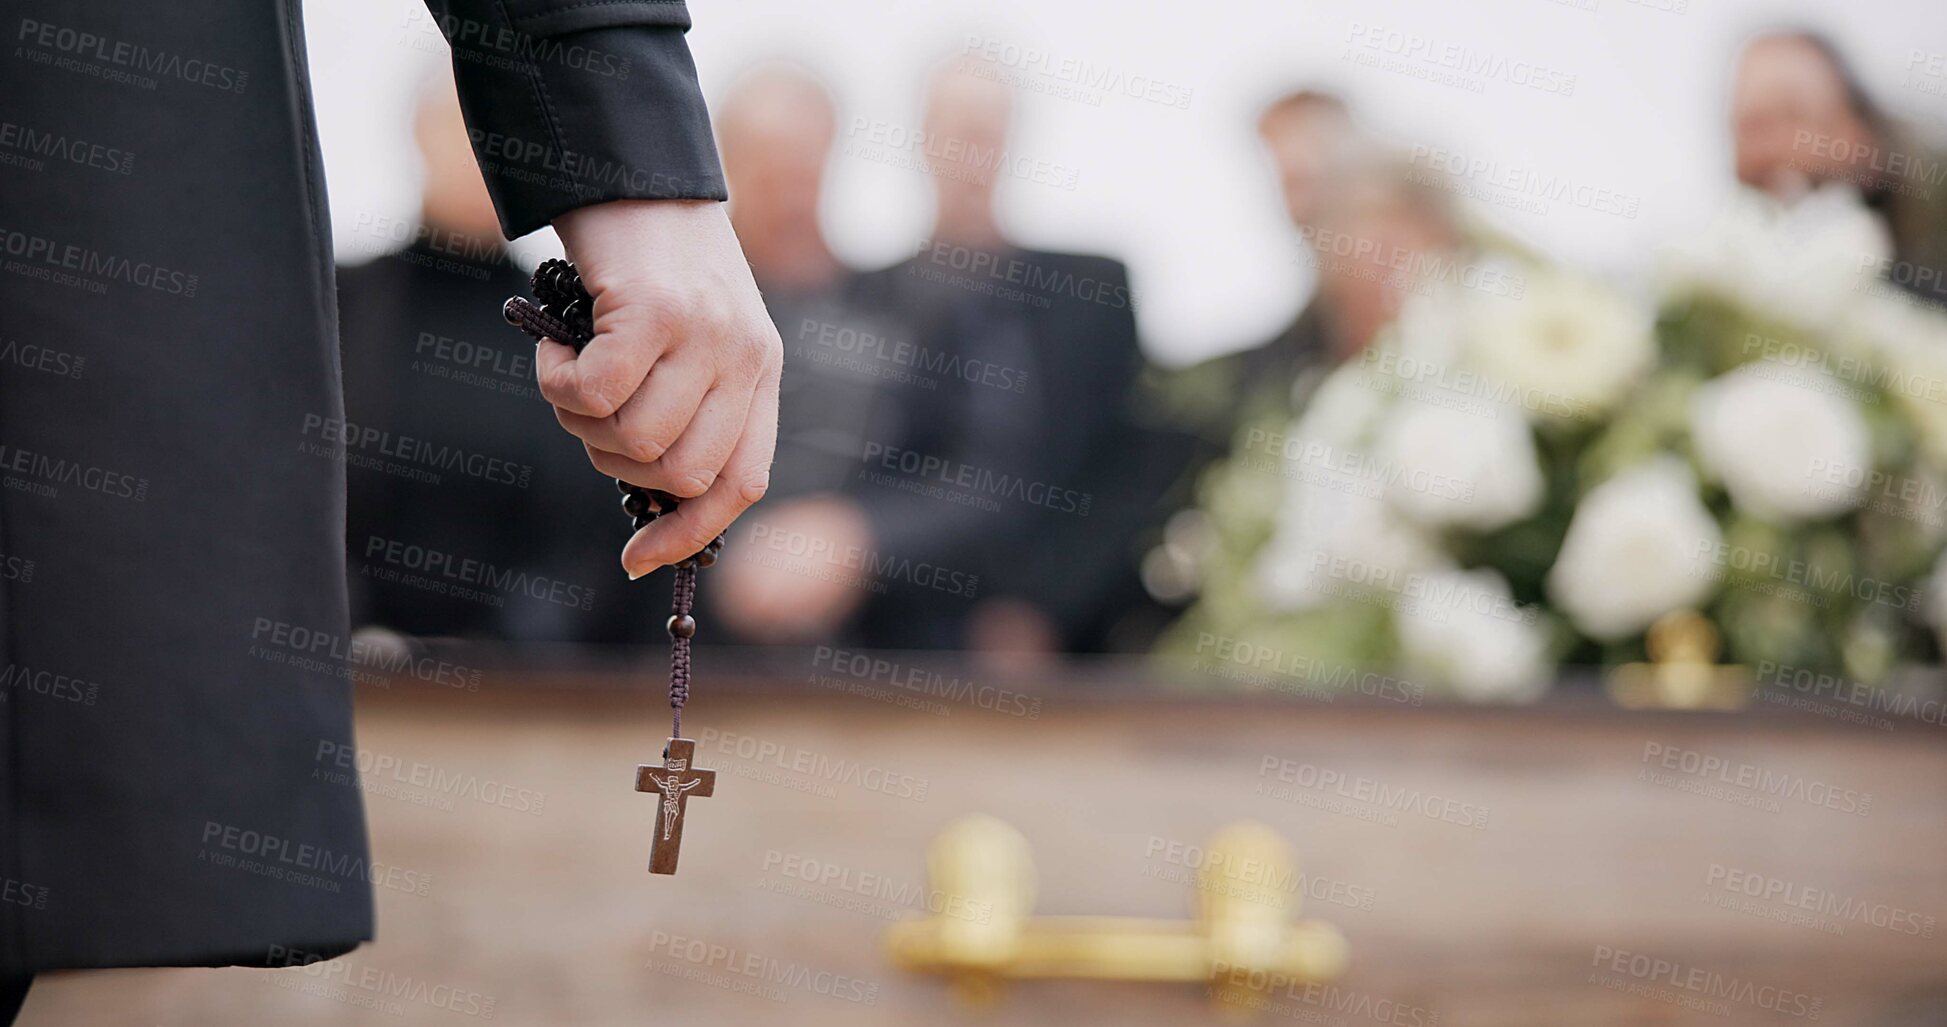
419;0;727;238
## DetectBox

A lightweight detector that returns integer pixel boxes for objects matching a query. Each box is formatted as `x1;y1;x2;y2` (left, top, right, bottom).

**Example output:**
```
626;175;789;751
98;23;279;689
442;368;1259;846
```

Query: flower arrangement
1163;184;1947;700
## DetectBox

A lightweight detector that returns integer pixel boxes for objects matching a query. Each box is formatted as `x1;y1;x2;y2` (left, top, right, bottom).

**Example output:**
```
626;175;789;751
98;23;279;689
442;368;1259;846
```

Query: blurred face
1315;186;1456;354
922;69;1012;203
1731;36;1874;200
415;86;500;239
720;75;836;238
1259;102;1354;230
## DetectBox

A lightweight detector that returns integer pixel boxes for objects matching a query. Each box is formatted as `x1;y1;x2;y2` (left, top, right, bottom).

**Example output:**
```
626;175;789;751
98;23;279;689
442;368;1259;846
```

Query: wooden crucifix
635;738;716;875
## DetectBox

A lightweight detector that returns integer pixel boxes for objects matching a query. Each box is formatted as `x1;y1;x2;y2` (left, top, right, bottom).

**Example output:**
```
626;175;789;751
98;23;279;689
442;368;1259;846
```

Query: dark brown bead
622;492;651;519
666;614;697;639
695;548;717;568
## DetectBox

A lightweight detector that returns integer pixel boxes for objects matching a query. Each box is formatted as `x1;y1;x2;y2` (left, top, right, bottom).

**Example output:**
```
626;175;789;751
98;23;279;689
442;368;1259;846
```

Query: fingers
620;368;780;577
554;353;712;465
534;309;661;418
579;382;747;498
638;384;754;495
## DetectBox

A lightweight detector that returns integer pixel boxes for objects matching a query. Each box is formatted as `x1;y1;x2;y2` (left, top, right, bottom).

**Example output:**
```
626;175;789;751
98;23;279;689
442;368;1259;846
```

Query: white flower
1255;363;1445;610
1396;568;1551;702
1372;400;1543;531
1846;294;1947;464
1548;458;1723;641
1662;183;1893;331
1466;271;1656;421
1690;364;1870;522
1255;466;1444;611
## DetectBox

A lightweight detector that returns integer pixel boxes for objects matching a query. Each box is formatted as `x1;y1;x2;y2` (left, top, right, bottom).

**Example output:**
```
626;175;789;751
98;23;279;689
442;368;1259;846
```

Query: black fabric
337;242;669;643
0;976;28;1026
847;247;1144;648
430;0;726;235
0;0;720;976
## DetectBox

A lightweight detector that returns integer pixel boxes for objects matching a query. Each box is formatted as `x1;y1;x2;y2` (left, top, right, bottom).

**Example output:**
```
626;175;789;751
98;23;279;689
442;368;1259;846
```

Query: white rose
1256;467;1444;611
1689;364;1870;522
1663;184;1893;331
1548;457;1723;641
1395;568;1551;702
1846;294;1947;464
1466;271;1656;421
1256;360;1446;610
1372;400;1543;531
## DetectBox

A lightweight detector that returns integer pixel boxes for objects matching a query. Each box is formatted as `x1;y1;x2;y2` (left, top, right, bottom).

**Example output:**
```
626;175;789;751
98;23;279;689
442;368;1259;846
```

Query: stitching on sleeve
492;0;577;197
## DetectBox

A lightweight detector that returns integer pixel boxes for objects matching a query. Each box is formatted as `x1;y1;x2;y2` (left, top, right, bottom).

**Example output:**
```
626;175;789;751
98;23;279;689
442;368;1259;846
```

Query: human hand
543;199;783;578
710;496;877;642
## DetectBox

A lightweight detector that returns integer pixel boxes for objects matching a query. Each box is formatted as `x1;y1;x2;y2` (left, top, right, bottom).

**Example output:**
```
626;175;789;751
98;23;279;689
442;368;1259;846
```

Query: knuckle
677;520;718;554
665;469;715;499
574;374;629;418
623;435;667;465
735;469;771;507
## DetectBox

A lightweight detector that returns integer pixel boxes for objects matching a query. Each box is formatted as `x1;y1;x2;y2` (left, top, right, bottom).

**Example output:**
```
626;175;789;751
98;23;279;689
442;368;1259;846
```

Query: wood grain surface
19;672;1947;1026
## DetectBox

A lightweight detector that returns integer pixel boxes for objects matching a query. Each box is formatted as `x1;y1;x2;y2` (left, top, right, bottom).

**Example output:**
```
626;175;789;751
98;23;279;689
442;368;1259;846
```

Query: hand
542;200;783;578
710;496;876;642
966;598;1062;676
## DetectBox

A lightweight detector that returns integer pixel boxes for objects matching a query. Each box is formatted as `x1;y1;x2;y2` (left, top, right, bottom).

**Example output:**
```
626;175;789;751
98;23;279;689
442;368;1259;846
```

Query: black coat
0;0;722;974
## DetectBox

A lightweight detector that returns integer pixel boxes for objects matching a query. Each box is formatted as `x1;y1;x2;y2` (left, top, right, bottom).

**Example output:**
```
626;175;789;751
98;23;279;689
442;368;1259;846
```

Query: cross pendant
635;737;716;875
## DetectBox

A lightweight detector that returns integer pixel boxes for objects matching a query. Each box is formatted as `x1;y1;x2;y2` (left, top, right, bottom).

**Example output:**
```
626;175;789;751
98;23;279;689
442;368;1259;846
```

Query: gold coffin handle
885;815;1348;1008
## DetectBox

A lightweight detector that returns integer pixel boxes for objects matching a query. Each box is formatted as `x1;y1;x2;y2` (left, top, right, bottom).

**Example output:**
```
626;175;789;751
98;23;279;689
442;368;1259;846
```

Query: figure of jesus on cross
635;738;716;874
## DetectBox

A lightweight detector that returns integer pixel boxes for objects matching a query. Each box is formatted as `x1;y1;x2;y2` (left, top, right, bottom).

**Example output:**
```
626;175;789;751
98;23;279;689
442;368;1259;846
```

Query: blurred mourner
338;77;664;643
1730;29;1947;305
715;58;1160;661
1144;124;1465;622
1154;90;1366;456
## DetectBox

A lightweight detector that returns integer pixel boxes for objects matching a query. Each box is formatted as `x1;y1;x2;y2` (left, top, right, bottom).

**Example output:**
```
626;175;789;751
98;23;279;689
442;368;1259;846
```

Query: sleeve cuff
447;22;727;238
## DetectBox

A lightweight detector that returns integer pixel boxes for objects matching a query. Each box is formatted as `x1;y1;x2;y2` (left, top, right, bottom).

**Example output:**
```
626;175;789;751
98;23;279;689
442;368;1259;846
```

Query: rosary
504;260;721;875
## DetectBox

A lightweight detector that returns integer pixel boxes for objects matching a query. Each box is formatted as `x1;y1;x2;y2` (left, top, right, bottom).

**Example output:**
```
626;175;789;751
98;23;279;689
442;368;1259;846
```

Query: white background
305;0;1947;365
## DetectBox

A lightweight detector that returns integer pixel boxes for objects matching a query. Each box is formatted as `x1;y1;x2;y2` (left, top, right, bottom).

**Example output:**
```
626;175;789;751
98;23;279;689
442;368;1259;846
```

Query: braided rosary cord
505;259;724;739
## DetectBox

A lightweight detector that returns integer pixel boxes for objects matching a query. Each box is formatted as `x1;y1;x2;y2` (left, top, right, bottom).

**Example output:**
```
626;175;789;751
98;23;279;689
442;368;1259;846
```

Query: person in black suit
0;0;779;1017
852;59;1148;660
709;58;1149;657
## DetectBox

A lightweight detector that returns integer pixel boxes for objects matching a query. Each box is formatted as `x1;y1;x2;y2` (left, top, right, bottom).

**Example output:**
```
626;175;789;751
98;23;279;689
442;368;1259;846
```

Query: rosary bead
617;479;637;495
667;613;697;639
621;491;652;519
694;548;717;568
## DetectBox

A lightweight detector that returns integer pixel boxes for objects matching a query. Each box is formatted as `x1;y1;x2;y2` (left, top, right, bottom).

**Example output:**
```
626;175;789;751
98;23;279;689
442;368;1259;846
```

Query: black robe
0;0;722;974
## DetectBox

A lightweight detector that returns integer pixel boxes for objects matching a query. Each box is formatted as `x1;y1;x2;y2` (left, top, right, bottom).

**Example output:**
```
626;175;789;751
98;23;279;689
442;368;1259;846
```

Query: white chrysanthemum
1690;364;1870;522
1548;458;1723;641
1662;183;1893;331
1466;271;1656;421
1395;568;1551;702
1372;400;1543;531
